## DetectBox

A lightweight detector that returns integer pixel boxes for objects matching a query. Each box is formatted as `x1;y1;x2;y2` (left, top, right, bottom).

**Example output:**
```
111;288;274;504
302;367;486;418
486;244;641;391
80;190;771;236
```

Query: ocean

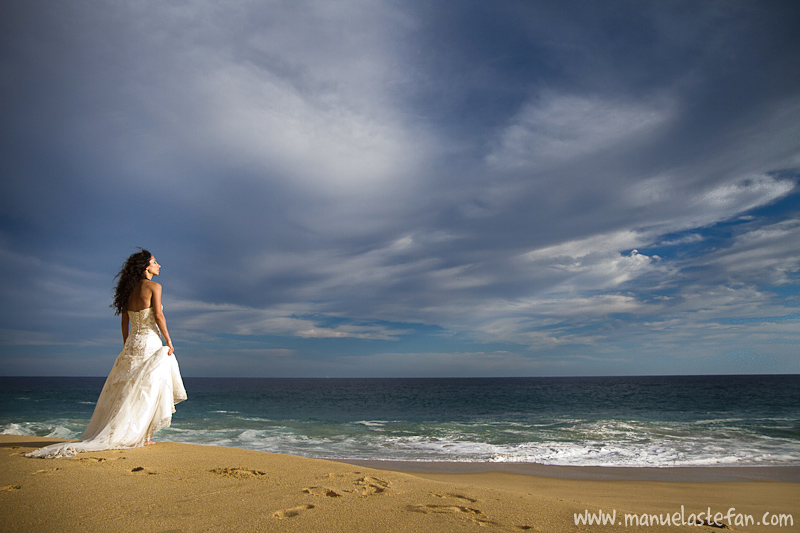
1;375;798;468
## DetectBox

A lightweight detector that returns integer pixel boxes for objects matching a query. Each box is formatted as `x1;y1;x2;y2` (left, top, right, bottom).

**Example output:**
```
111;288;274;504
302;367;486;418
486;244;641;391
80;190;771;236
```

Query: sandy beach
2;435;797;532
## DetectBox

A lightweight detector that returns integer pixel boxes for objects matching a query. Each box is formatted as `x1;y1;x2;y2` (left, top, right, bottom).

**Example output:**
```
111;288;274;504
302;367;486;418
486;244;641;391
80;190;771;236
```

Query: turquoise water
2;375;798;467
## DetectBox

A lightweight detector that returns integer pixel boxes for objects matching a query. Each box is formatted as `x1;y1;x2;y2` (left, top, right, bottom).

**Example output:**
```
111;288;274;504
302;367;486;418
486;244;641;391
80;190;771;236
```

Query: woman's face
145;256;161;278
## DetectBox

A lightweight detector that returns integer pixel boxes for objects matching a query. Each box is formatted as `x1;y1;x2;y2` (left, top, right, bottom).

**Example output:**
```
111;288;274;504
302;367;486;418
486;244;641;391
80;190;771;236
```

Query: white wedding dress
27;307;187;458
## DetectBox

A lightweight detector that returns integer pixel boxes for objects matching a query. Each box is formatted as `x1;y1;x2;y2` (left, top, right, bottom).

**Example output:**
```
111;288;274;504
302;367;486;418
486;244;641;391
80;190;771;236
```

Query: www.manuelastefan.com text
574;506;794;527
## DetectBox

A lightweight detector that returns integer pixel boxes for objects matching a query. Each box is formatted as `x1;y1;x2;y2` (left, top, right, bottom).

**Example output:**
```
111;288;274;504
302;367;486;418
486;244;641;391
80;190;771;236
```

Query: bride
27;249;187;458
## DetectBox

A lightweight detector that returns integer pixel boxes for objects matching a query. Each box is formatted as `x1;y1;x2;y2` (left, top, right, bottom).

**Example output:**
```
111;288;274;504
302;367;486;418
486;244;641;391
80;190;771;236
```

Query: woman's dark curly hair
112;248;152;315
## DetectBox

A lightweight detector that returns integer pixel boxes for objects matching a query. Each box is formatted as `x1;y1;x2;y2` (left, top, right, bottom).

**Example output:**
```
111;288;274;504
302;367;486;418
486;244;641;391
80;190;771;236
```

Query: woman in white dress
27;249;187;458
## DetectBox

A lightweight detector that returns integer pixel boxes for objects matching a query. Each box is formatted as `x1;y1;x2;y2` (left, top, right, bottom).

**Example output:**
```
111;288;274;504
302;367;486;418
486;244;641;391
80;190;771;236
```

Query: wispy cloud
486;93;672;169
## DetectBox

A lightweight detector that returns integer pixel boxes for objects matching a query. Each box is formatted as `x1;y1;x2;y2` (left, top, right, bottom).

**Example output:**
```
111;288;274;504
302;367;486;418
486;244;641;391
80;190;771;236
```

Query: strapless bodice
124;307;163;355
128;307;160;335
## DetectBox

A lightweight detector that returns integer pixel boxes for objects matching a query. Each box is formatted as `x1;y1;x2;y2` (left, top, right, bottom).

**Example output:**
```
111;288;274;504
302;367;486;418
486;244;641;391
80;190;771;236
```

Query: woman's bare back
126;281;155;312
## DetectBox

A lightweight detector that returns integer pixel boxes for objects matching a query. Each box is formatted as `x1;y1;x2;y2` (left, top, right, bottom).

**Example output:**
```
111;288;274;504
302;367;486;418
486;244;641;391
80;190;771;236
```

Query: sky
1;0;799;378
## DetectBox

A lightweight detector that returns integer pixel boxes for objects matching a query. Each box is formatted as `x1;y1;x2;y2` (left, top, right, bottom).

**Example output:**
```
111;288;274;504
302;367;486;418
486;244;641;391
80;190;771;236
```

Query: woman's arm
150;282;174;355
121;312;130;344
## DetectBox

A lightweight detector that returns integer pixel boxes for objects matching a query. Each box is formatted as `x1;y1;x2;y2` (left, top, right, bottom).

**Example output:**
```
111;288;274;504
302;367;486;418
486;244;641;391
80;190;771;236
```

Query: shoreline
3;435;798;532
8;435;799;482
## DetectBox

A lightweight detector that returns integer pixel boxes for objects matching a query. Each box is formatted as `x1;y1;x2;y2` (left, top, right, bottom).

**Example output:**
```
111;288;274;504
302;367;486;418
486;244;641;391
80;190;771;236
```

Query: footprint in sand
316;472;390;497
78;456;124;463
130;466;158;475
303;486;342;498
352;476;390;496
272;504;315;519
407;504;497;527
430;492;478;503
324;471;361;479
210;467;267;479
32;467;61;476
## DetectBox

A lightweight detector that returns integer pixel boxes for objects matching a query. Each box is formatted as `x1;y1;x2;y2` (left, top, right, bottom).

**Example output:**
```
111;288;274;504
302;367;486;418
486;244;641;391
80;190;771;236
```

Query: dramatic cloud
1;0;798;377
